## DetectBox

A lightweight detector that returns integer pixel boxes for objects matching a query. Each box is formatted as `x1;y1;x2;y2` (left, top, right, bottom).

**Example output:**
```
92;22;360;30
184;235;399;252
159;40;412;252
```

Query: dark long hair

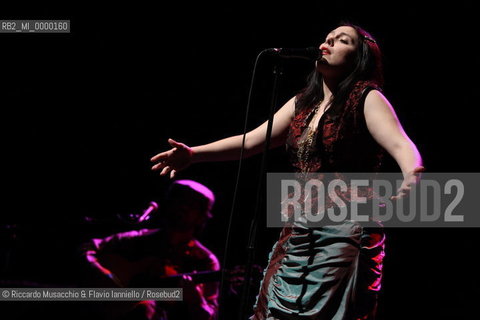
296;23;384;113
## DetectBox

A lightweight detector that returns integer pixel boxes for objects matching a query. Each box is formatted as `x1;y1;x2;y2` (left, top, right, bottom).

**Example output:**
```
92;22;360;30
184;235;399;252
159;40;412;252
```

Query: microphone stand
237;58;283;320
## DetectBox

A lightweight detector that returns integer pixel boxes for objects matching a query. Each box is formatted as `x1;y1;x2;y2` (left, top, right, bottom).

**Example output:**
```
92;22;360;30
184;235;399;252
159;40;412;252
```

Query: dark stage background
1;1;479;319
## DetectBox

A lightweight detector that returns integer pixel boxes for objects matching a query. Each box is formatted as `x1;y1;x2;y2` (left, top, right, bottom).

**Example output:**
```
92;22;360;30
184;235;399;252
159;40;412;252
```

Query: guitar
88;253;263;319
95;253;262;288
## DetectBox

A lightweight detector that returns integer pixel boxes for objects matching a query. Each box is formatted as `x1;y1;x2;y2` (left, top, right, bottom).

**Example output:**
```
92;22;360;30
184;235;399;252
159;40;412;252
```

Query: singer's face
316;26;359;76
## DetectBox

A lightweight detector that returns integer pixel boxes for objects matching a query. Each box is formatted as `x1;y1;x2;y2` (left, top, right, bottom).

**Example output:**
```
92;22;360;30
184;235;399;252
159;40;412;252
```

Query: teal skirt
250;221;385;320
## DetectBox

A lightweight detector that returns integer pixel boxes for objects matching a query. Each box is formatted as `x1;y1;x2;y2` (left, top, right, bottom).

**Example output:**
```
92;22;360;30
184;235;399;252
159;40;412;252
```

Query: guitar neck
131;270;222;288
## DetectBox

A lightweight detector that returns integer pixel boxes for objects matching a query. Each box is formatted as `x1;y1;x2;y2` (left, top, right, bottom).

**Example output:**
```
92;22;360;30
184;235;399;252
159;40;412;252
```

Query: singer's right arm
193;96;295;162
151;97;295;177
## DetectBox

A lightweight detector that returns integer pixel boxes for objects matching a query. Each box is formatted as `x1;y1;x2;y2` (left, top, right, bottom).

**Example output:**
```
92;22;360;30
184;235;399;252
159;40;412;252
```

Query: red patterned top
286;80;385;173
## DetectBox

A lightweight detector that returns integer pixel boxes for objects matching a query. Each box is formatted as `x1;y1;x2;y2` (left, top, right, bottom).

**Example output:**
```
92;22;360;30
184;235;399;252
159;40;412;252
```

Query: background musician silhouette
81;179;220;320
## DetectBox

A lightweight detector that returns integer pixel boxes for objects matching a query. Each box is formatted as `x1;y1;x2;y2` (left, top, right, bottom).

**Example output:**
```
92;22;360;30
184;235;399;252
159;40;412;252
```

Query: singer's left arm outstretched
363;89;424;199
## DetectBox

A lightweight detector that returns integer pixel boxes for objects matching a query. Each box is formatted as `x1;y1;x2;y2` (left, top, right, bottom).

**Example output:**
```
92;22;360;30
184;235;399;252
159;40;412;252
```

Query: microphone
137;201;159;223
267;47;320;61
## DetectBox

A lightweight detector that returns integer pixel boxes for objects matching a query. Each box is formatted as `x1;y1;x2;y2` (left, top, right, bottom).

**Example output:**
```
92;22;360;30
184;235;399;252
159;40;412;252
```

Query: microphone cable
217;48;271;320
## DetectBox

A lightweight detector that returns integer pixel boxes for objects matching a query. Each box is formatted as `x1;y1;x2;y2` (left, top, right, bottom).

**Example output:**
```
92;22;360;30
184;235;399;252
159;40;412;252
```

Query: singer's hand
390;166;425;201
151;138;193;178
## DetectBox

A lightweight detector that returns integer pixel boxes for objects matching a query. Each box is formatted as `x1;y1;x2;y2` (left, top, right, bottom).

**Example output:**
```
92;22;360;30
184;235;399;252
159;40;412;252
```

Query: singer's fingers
150;151;171;162
390;195;400;201
170;169;177;179
151;161;167;171
168;138;184;148
398;185;412;192
390;191;408;201
160;166;171;176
